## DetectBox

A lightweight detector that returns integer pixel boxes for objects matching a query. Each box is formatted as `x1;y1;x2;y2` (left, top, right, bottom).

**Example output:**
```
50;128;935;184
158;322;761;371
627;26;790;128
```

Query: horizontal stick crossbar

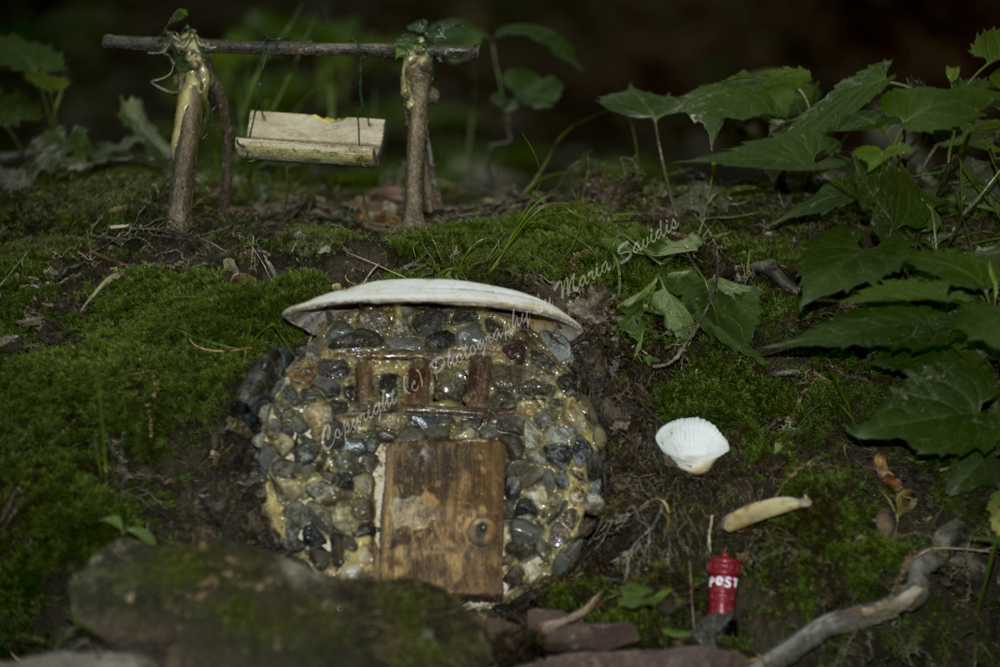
102;34;479;61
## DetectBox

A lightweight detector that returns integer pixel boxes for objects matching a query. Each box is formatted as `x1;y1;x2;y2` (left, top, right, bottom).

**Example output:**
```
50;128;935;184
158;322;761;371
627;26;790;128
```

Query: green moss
0;264;330;652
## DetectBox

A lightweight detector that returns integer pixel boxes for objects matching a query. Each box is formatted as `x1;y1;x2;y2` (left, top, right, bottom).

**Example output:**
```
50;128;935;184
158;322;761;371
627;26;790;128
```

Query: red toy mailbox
706;551;743;614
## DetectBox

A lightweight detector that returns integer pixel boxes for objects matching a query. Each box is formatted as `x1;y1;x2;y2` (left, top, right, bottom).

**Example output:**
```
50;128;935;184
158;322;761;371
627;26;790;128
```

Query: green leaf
796;228;913;308
679;66;813;149
969;27;1000;67
992;71;1000;90
869;348;981;374
855;165;931;236
848;358;1000;458
831;109;891;132
907;249;996;291
663;627;692;639
688;131;843;172
489;91;519;114
879;87;1000;133
98;514;124;532
617;278;660;352
792;61;893;136
852;144;910;173
165;8;189;29
0;33;66;73
0;88;42;127
771;183;855;227
988;489;1000;533
22;71;69;94
438;18;489;45
117;95;171;160
844;279;957;304
946;449;1000;495
772;304;958;352
126;525;158;546
598;84;683;122
946;65;962;85
395;32;424;59
647;288;694;334
954;301;1000;351
503;68;564;110
663;270;766;365
617;582;672;609
495;23;581;70
641;233;703;259
406;19;429;34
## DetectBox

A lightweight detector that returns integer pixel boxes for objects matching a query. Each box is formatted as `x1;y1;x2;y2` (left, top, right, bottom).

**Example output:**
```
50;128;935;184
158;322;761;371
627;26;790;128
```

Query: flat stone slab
0;652;156;667
516;646;749;667
68;537;492;667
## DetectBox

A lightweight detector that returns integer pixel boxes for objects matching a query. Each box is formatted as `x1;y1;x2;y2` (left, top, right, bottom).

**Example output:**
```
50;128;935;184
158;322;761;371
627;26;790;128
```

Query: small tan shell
282;278;583;341
655;417;729;475
722;495;813;532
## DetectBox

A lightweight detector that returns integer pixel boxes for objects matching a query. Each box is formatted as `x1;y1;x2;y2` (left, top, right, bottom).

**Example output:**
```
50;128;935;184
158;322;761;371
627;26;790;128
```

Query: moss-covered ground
0;158;997;666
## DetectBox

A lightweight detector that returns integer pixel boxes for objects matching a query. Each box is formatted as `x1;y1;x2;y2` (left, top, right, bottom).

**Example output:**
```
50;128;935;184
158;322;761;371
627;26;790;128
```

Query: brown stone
515;645;750;667
543;622;640;653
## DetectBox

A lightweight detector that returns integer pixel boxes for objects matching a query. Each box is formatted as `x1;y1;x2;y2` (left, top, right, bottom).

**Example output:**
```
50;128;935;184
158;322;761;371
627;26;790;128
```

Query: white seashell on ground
283;278;583;341
655;417;729;475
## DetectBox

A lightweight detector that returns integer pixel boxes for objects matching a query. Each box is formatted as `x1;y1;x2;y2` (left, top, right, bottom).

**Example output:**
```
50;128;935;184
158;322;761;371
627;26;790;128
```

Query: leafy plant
616;581;673;609
602;27;1000;496
98;514;157;546
425;18;581;181
0;32;69;137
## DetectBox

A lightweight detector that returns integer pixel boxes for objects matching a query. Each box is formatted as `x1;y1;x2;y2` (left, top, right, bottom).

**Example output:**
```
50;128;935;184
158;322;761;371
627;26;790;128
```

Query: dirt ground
6;169;998;667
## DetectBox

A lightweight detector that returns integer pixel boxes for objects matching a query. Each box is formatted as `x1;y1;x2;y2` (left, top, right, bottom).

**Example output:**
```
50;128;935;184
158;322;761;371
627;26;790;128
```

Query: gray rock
69;538;492;667
412;308;449;336
384;336;423;350
328;328;384;348
510;518;543;544
543;621;640;653
426;330;456;350
496;415;525;434
540;329;572;364
545;425;576;445
456;323;486;347
544;444;573;470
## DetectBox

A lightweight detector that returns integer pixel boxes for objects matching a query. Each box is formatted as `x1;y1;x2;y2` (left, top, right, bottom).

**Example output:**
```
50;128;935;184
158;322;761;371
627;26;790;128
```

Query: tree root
758;518;966;667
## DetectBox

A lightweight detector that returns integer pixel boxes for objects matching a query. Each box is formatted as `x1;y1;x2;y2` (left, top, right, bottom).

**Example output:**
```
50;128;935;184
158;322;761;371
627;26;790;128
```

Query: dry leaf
873;451;903;490
894;488;917;518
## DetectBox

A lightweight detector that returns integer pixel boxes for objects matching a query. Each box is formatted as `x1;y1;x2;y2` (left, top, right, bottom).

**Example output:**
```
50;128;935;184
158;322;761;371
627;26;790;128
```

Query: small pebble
510;518;543;544
425;330;456;350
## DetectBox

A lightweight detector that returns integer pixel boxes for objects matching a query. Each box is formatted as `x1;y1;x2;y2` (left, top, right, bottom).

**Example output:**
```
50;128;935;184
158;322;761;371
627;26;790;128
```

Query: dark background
2;0;997;173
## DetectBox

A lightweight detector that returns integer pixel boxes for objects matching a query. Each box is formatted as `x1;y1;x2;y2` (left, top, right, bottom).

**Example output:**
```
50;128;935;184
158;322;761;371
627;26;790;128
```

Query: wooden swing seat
235;111;386;167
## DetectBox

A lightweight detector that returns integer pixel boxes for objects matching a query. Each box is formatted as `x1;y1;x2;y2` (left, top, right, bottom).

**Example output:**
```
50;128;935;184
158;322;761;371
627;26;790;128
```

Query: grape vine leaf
907;249;996;291
495;23;582;70
796;228;913;308
852;144;910;173
679;66;812;148
503;68;564;110
687;131;843;172
598;84;683;122
663;271;766;365
855;165;931;236
844;279;958;304
0;33;66;73
945;449;1000;496
770;182;855;227
770;304;958;352
953;301;1000;352
792;60;893;135
848;358;1000;459
879;86;1000;133
969;27;1000;67
0;88;42;127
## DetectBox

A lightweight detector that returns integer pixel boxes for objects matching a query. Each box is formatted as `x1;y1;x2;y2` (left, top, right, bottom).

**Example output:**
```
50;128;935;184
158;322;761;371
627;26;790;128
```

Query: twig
80;272;123;313
749;258;799;295
0;251;27;292
89;249;128;267
0;484;23;536
342;249;407;278
538;591;603;635
688;561;696;630
188;338;251;353
758;519;966;667
707;514;714;554
401;51;434;227
652;240;721;369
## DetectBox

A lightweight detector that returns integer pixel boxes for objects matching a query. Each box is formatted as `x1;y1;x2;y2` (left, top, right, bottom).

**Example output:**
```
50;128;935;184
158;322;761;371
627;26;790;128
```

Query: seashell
282;278;583;341
722;495;813;532
655;417;729;475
